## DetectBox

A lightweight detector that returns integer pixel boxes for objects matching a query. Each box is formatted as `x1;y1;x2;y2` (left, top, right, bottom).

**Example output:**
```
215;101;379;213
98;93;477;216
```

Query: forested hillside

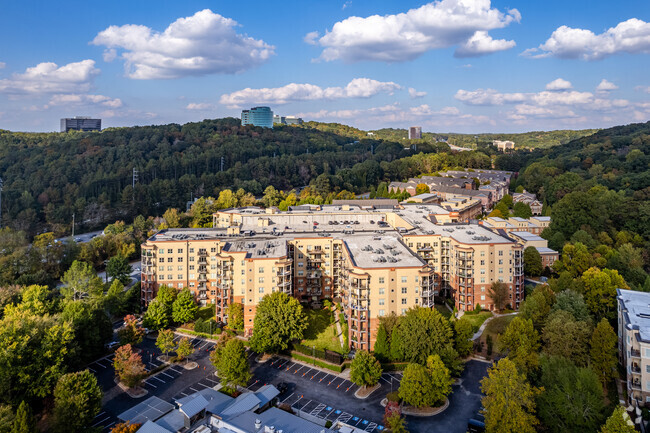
0;118;445;234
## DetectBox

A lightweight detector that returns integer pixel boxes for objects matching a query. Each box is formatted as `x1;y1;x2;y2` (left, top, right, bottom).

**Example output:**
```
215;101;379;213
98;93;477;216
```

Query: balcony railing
631;349;642;358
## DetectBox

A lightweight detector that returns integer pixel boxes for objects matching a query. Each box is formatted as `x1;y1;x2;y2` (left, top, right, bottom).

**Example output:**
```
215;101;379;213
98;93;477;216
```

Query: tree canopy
249;292;308;354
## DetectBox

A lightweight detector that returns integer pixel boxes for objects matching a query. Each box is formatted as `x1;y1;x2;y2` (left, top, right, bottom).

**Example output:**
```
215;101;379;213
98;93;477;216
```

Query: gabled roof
254;385;280;407
220;392;262;417
136;420;173;433
179;394;209;418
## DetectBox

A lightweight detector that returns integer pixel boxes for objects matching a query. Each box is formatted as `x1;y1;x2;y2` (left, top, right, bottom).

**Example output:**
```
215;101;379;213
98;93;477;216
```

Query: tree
61;300;113;366
481;358;539;433
0;309;74;404
553;243;594;277
542;310;591;366
106;255;132;285
53;370;103;433
551;290;592;323
590;318;618;388
523;246;543;276
172;288;198;324
156;329;176;359
536;356;605;433
16;285;53;315
350;350;382;389
111;422;141;433
176;337;194;362
415;183;429;195
113;344;146;388
453;318;474;357
60;260;103;301
513;202;532;218
500;317;540;374
227;303;244;331
519;284;555;331
600;406;636;433
162;208;181;228
398;355;452;408
581;267;629;322
249;292;308;354
0;404;14;433
11;401;36;433
389;307;454;365
118;314;144;346
385;413;409;433
212;339;250;391
373;323;390;362
143;298;170;330
487;281;509;312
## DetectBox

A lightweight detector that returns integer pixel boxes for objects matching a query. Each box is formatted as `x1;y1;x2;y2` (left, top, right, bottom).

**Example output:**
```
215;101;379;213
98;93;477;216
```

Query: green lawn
434;304;452;319
478;315;516;356
460;311;493;333
301;308;345;354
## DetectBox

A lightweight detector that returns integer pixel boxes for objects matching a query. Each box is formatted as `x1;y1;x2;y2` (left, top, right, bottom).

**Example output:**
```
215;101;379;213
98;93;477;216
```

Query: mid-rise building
141;202;525;350
492;140;515;152
618;289;650;406
241;106;273;128
60;116;101;132
273;115;303;125
408;126;422;140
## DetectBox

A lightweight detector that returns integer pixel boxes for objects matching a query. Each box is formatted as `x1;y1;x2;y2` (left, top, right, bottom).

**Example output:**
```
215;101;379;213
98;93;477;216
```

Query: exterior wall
540;252;559;268
619;302;650;405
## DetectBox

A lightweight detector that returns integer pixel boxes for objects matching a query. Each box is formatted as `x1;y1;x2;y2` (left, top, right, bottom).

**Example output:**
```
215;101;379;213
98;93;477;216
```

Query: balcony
631;364;642;373
630;381;642;390
631;349;642;358
421;290;435;298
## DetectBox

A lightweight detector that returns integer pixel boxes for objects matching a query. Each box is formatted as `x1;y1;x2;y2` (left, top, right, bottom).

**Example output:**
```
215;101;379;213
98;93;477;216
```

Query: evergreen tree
350;350;382;389
453;318;474;357
373;324;390;362
227;303;244;331
590;318;618;388
213;339;251;391
11;401;36;433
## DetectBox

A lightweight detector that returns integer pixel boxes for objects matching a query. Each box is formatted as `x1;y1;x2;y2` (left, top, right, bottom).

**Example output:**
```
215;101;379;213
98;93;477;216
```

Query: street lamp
312;345;316;366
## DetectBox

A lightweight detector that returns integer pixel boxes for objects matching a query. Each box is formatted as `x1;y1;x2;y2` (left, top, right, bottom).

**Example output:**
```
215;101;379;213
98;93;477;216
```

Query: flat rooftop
343;233;425;269
510;231;545;241
618;289;650;343
223;239;288;259
149;228;228;242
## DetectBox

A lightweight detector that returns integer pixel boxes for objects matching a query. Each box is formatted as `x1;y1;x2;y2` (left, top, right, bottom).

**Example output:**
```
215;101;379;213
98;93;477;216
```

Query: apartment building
618;289;650;406
141;202;524;349
481;216;550;235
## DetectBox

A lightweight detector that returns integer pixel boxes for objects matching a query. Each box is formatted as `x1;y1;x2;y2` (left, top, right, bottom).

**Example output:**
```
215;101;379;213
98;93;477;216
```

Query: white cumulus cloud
525;18;650;60
454;88;526;105
92;9;275;79
0;60;99;95
545;78;572;91
219;78;401;108
596;79;618;91
310;0;520;62
186;103;215;110
48;93;122;108
408;88;427;99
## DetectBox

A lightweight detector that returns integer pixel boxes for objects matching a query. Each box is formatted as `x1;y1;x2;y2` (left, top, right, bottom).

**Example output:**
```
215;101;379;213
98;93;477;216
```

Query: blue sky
1;0;650;132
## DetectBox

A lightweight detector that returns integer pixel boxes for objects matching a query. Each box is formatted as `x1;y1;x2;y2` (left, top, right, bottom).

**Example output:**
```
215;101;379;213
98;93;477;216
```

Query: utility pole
220;157;224;172
132;167;139;201
72;213;75;237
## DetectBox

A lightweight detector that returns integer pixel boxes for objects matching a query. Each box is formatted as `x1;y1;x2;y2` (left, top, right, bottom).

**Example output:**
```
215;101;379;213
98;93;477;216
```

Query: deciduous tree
518;284;555;331
156;329;176;359
523;246;543;276
373;324;390;362
213;339;250;391
172;288;198;324
350;350;382;389
60;260;103;301
453;318;474;357
398;355;452;408
389;307;454;365
113;344;146;388
106;255;132;285
487;281;509;312
600;406;636;433
551;290;592;323
581;267;628;322
11;401;37;433
176;337;194;362
249;292;308;354
53;370;103;433
143;298;170;330
227;303;244;331
542;310;591;366
111;422;141;433
500;317;540;375
481;358;539;433
118;314;144;346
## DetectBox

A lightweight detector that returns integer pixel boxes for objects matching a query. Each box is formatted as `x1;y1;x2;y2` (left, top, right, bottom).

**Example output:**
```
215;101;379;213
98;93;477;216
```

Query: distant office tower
241;106;273;128
60;116;101;132
408;126;422;139
273;114;303;125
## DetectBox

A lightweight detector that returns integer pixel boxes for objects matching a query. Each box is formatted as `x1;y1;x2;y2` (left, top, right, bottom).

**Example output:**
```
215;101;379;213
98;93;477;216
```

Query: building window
167;257;173;263
167;249;173;254
378;277;385;284
481;251;485;257
401;287;407;294
178;274;182;279
178;266;183;270
259;287;264;293
481;269;485;274
189;274;195;279
159;266;164;271
211;247;216;253
481;295;485;300
499;251;503;256
167;266;173;271
401;276;408;283
379;310;385;316
401;298;407;305
480;260;485;265
481;277;486;283
259;267;264;273
498;259;503;265
401;309;407;314
499;268;503;274
259;277;264;283
159;249;164;254
415;276;419;282
379;288;385;295
379;299;385;306
178;249;183;253
168;275;172;280
189;257;194;262
178;257;183;262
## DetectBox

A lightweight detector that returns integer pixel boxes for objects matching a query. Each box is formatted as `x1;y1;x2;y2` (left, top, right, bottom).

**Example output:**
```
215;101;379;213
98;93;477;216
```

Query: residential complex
492;140;515;152
408;126;422;140
141;201;526;351
618;289;650;406
513;190;543;215
241;107;274;128
60;116;101;132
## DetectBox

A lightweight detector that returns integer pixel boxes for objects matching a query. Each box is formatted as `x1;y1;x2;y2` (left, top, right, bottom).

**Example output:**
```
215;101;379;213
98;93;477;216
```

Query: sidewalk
472;312;518;341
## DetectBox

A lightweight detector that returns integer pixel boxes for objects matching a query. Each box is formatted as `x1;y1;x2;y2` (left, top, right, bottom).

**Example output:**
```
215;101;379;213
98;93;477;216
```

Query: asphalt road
55;230;104;244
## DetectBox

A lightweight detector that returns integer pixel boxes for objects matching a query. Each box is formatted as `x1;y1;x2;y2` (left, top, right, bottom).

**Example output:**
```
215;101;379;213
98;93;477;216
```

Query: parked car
106;341;120;350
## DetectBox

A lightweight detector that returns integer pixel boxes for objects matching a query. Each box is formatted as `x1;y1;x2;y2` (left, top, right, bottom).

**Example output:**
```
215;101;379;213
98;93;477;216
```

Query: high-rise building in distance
408;126;422;139
241;106;273;128
60;116;101;132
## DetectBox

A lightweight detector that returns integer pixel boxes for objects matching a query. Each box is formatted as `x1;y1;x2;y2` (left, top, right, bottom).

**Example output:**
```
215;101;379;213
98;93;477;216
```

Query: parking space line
310;403;326;416
319;373;330;383
281;392;294;403
169;366;183;374
301;368;313;377
152;376;166;383
88;367;97;373
196;382;212;388
94;360;109;368
294;398;310;410
94;412;106;419
293;365;305;374
365;422;378;432
199;341;210;349
204;377;219;384
144;381;157;388
91;416;111;427
160;371;174;379
103;422;116;431
284;362;295;371
189;387;199;392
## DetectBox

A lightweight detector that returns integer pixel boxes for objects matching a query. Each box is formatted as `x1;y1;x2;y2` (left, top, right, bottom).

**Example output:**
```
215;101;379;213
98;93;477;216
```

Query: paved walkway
333;308;345;349
471;312;518;341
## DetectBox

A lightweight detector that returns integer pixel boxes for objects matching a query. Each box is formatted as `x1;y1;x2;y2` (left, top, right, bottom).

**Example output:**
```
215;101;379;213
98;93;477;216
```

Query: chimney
255;419;262;429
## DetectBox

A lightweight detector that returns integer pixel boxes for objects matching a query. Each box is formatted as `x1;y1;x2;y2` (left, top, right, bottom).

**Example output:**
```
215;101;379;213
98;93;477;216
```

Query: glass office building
241;106;273;128
60;116;101;132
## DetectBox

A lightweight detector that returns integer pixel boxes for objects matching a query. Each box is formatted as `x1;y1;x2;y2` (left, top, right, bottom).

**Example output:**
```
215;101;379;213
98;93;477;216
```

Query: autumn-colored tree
581;267;628;322
481;358;539;433
487;281;509;312
176;337;194;362
118;314;144;346
111;422;142;433
113;344;146;388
